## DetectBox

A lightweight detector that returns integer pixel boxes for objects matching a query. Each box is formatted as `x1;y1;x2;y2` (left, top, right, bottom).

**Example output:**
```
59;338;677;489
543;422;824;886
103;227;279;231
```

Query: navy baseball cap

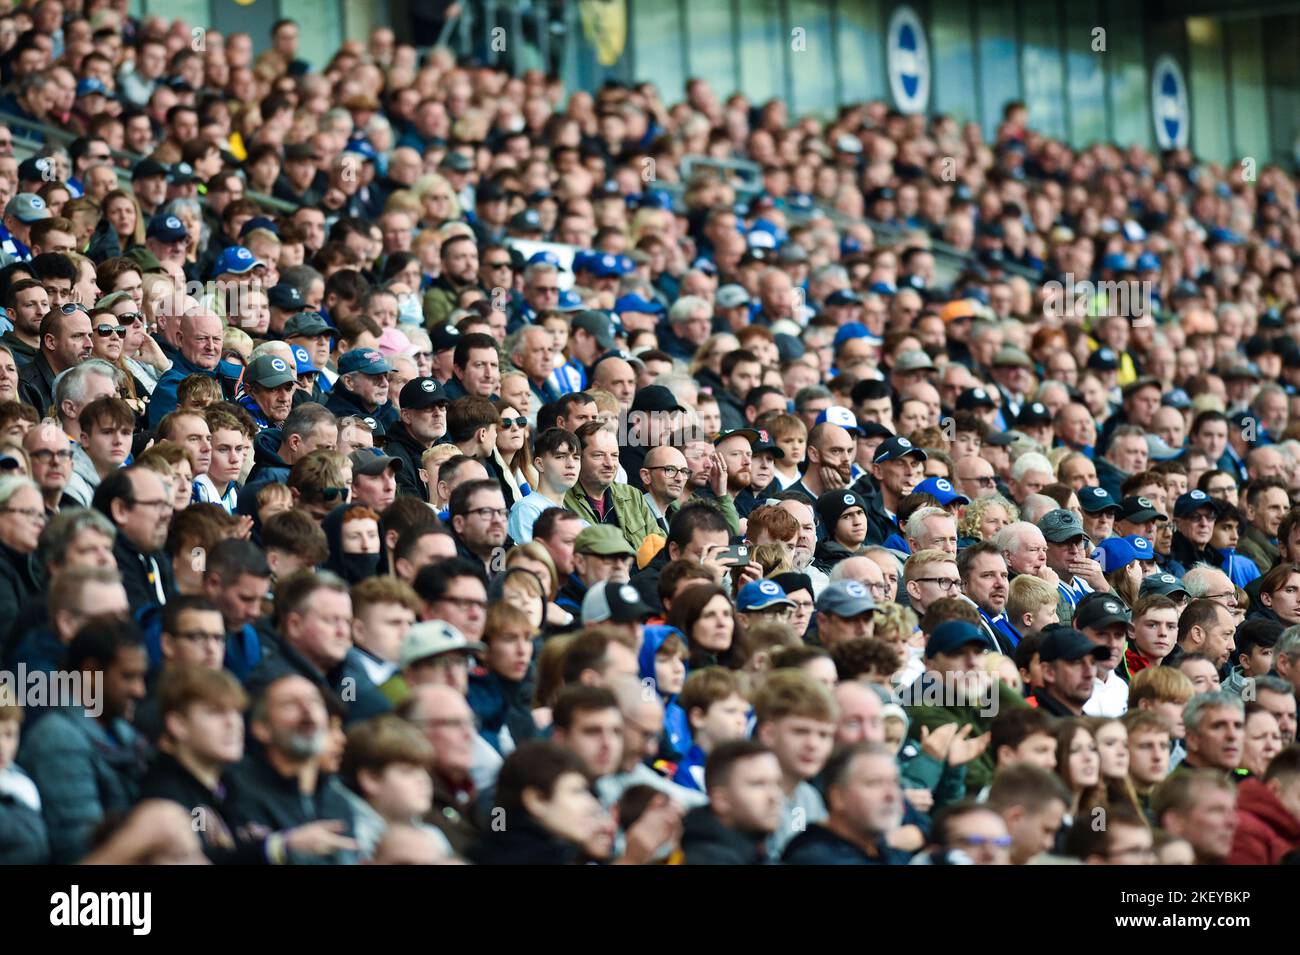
400;377;449;409
283;312;333;338
1174;489;1216;518
873;435;927;464
1079;486;1120;514
146;213;188;242
925;620;995;658
1039;626;1112;663
1117;496;1166;524
268;283;306;311
338;348;393;376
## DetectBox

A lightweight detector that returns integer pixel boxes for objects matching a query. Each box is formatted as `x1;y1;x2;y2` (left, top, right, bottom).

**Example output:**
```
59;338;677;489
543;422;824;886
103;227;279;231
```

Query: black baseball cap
1039;626;1112;663
1117;495;1166;523
1079;486;1120;514
400;377;449;409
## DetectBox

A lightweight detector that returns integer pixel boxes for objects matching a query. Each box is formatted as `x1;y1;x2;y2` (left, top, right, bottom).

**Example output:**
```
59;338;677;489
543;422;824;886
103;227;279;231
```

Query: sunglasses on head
58;303;88;314
95;324;127;338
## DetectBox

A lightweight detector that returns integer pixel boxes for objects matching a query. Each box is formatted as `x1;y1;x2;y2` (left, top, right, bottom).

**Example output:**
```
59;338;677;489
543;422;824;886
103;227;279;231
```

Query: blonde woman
505;542;572;630
958;492;1019;543
412;172;461;229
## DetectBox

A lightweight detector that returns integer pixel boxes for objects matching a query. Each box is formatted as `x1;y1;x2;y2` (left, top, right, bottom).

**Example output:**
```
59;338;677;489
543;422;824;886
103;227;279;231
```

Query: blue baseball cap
833;322;873;349
915;477;968;507
1136;252;1160;272
338;348;393;376
925;620;995;659
343;138;379;162
239;216;280;238
76;77;114;99
736;579;796;613
212;245;265;277
1095;536;1143;573
527;249;567;271
589;253;626;278
614;293;664;316
291;344;318;374
571;250;593;273
557;289;584;312
1174;489;1217;519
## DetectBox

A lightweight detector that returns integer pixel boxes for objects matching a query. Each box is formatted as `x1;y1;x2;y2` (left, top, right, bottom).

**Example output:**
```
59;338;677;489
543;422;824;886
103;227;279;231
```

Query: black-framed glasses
498;417;527;429
320;486;350;502
118;311;144;325
485;259;512;270
916;577;961;591
967;476;997;487
29;449;72;463
128;498;173;513
95;324;127;338
465;507;509;521
647;465;688;479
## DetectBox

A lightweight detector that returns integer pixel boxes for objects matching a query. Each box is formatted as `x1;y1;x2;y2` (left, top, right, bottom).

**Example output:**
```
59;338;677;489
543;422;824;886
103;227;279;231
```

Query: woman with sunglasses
89;299;150;419
491;402;530;503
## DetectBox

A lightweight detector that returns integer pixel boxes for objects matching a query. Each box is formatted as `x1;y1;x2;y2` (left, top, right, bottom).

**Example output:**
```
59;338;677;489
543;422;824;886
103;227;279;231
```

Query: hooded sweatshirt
321;502;383;585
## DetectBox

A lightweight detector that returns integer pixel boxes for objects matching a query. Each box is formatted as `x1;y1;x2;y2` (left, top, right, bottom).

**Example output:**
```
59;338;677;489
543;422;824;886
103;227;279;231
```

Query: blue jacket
18;705;147;863
1220;548;1262;589
149;353;217;427
638;625;691;758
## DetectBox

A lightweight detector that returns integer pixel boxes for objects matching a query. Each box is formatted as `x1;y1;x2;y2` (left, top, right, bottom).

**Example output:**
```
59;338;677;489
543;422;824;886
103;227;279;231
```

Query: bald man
593;356;636;411
641;445;689;532
149;309;225;425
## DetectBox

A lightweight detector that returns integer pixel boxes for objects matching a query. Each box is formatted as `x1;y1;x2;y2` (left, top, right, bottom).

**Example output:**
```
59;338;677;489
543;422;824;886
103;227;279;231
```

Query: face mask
398;294;422;325
341;552;380;582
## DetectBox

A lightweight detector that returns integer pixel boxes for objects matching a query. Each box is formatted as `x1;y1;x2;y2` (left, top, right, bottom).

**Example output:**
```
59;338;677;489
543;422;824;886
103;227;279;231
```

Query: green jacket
903;678;1027;791
666;492;741;536
1237;522;1278;577
564;482;662;555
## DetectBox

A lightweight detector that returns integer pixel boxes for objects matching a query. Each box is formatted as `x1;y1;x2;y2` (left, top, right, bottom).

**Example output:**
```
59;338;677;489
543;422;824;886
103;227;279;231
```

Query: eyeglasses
966;476;997;487
485;259;512;270
95;324;127;338
498;417;527;430
0;506;46;522
647;465;688;479
29;449;73;463
1204;591;1239;607
916;577;961;591
129;498;174;513
320;486;350;502
464;507;509;521
954;835;1013;849
413;350;432;360
118;312;144;325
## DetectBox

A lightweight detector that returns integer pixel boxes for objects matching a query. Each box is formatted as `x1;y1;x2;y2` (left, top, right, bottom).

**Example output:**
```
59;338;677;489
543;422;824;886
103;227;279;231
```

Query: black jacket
17;353;58;415
238;429;291;514
465;816;582;865
112;532;174;613
139;751;267;864
324;383;398;436
1170;531;1222;573
812;539;858;576
225;750;358;864
0;543;41;645
715;388;748;434
681;806;769;865
864;491;901;548
782;823;911;865
384;421;431;500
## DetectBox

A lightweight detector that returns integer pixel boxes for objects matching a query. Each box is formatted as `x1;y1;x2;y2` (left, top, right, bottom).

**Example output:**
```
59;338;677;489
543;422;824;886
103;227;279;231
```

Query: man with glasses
1041;509;1108;620
447;478;510;583
23;422;76;515
639;444;689;534
954;453;998;502
1169;490;1223;577
94;466;175;611
904;549;962;618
